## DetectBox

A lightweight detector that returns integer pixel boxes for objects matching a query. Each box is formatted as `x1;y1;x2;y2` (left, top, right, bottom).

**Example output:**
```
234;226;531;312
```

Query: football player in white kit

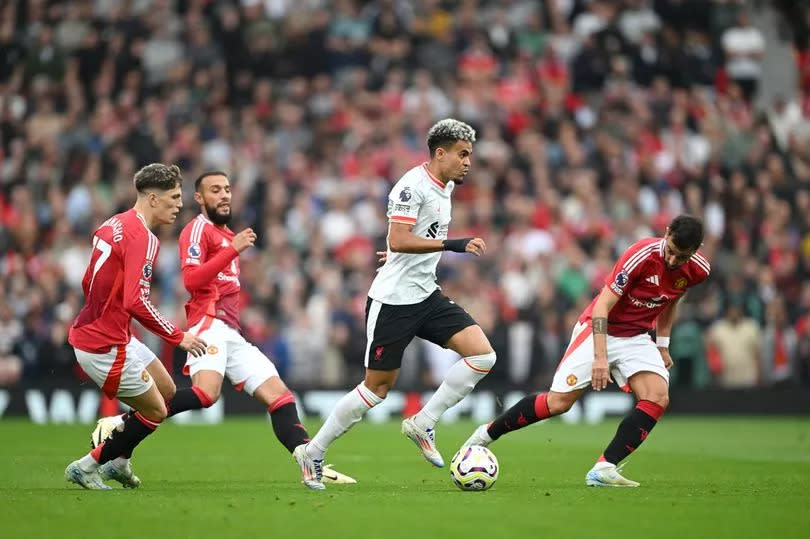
293;119;497;489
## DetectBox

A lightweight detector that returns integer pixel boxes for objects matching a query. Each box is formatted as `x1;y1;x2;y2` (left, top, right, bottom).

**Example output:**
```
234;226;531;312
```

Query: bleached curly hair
426;119;476;156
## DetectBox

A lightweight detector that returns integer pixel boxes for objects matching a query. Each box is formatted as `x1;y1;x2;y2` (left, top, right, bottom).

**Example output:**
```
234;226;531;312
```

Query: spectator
761;297;798;387
722;9;765;101
707;300;762;389
0;0;807;393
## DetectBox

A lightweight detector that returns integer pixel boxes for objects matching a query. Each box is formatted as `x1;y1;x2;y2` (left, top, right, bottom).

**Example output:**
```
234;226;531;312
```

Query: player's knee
650;392;669;410
465;351;496;372
547;392;577;415
365;381;392;399
142;402;168;423
194;383;220;405
203;388;220;406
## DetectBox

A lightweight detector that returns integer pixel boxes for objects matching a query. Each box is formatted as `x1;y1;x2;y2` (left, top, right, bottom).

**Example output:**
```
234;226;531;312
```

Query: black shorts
364;290;477;371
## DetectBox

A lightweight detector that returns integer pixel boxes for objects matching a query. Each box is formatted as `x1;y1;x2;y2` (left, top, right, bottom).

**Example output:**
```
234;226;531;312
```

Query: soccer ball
449;445;499;491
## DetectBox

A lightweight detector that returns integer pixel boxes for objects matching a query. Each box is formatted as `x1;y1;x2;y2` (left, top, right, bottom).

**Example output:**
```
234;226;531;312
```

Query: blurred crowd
2;0;810;392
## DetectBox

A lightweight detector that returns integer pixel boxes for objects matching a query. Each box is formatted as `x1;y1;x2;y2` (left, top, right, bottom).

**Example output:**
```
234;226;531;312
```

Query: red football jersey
178;214;241;330
69;209;183;353
579;237;711;337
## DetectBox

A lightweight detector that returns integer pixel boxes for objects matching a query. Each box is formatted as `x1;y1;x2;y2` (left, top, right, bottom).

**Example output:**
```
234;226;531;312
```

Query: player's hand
179;332;207;357
376;250;387;265
660;348;674;369
466;237;486;256
232;228;257;253
591;357;612;391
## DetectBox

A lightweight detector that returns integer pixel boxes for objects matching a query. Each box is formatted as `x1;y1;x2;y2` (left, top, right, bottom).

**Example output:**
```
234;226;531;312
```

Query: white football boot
90;415;124;448
321;464;357;484
293;444;325;490
65;461;112;490
585;462;640;487
401;417;444;467
99;460;141;489
461;424;493;448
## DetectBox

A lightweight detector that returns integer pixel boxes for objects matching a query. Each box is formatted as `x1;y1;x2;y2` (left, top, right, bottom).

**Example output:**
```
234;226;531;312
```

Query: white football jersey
368;163;454;305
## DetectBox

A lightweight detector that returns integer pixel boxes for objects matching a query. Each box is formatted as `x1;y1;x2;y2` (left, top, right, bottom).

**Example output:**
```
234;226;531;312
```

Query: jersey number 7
88;236;112;293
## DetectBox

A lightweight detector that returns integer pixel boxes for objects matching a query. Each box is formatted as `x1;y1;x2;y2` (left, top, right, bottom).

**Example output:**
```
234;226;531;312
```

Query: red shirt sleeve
122;230;183;345
179;223;238;292
604;239;659;297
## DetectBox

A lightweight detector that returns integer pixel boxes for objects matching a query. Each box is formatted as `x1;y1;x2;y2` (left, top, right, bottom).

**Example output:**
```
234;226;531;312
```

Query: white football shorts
550;322;669;393
183;316;279;396
74;336;157;398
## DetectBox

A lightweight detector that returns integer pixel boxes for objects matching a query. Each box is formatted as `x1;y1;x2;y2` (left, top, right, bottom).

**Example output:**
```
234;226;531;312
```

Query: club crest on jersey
566;374;578;386
142;262;153;280
675;277;688;289
207;345;218;355
399;186;412;202
141;370;151;383
188;243;201;258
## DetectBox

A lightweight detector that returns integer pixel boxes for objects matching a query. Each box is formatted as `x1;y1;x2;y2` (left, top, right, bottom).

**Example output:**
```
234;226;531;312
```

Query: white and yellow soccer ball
449;445;499;491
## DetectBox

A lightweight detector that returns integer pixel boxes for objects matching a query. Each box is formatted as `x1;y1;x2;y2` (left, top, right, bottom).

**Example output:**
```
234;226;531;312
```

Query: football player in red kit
460;215;710;487
169;171;354;485
65;164;207;490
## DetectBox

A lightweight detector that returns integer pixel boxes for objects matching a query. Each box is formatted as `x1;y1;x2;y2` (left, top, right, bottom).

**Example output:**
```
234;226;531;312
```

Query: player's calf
267;390;309;453
166;385;215;417
599;400;665;466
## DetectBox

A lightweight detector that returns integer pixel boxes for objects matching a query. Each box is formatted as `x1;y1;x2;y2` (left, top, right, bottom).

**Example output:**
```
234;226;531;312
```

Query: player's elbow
387;234;406;252
183;273;202;292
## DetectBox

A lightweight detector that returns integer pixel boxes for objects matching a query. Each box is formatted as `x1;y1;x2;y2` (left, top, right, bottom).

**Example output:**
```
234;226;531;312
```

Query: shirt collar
422;163;447;189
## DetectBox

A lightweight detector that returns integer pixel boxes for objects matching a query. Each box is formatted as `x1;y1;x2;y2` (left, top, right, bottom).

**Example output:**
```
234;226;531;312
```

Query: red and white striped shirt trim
147;231;159;262
623;242;659;275
142;295;176;335
190;214;208;244
691;252;711;276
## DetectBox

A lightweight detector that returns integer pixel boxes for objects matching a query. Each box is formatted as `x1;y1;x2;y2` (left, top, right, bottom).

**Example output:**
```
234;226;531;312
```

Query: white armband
656;336;670;349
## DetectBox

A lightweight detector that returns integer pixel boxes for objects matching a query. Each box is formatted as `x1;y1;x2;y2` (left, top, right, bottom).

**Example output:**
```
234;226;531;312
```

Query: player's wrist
442;238;472;253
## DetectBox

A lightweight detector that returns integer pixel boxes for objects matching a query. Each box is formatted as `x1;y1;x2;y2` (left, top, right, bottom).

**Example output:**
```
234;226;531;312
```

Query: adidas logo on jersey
645;275;660;286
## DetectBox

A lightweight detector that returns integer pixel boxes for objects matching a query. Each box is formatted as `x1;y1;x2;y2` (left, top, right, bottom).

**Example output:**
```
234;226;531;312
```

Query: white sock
77;453;99;472
414;353;495;430
307;382;383;460
112;456;130;468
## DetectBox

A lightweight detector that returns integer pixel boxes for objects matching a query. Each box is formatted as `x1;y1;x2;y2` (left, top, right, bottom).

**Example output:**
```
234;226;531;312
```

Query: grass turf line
0;417;808;539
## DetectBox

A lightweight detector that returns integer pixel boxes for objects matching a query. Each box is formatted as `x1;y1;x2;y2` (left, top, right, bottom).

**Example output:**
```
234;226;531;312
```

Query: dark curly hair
668;214;704;251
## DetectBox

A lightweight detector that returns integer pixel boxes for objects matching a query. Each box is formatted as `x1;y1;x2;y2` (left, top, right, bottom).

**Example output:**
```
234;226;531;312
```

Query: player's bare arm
591;286;620;391
655;296;681;369
388;222;485;256
179;332;207;357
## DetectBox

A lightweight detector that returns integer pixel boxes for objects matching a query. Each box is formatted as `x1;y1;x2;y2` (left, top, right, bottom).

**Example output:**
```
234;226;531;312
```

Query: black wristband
442;238;472;253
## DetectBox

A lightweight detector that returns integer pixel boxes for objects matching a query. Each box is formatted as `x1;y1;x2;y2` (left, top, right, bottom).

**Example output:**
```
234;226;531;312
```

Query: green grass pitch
1;417;808;539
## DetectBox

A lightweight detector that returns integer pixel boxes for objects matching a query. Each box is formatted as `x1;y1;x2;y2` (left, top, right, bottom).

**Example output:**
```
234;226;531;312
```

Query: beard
205;203;232;225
